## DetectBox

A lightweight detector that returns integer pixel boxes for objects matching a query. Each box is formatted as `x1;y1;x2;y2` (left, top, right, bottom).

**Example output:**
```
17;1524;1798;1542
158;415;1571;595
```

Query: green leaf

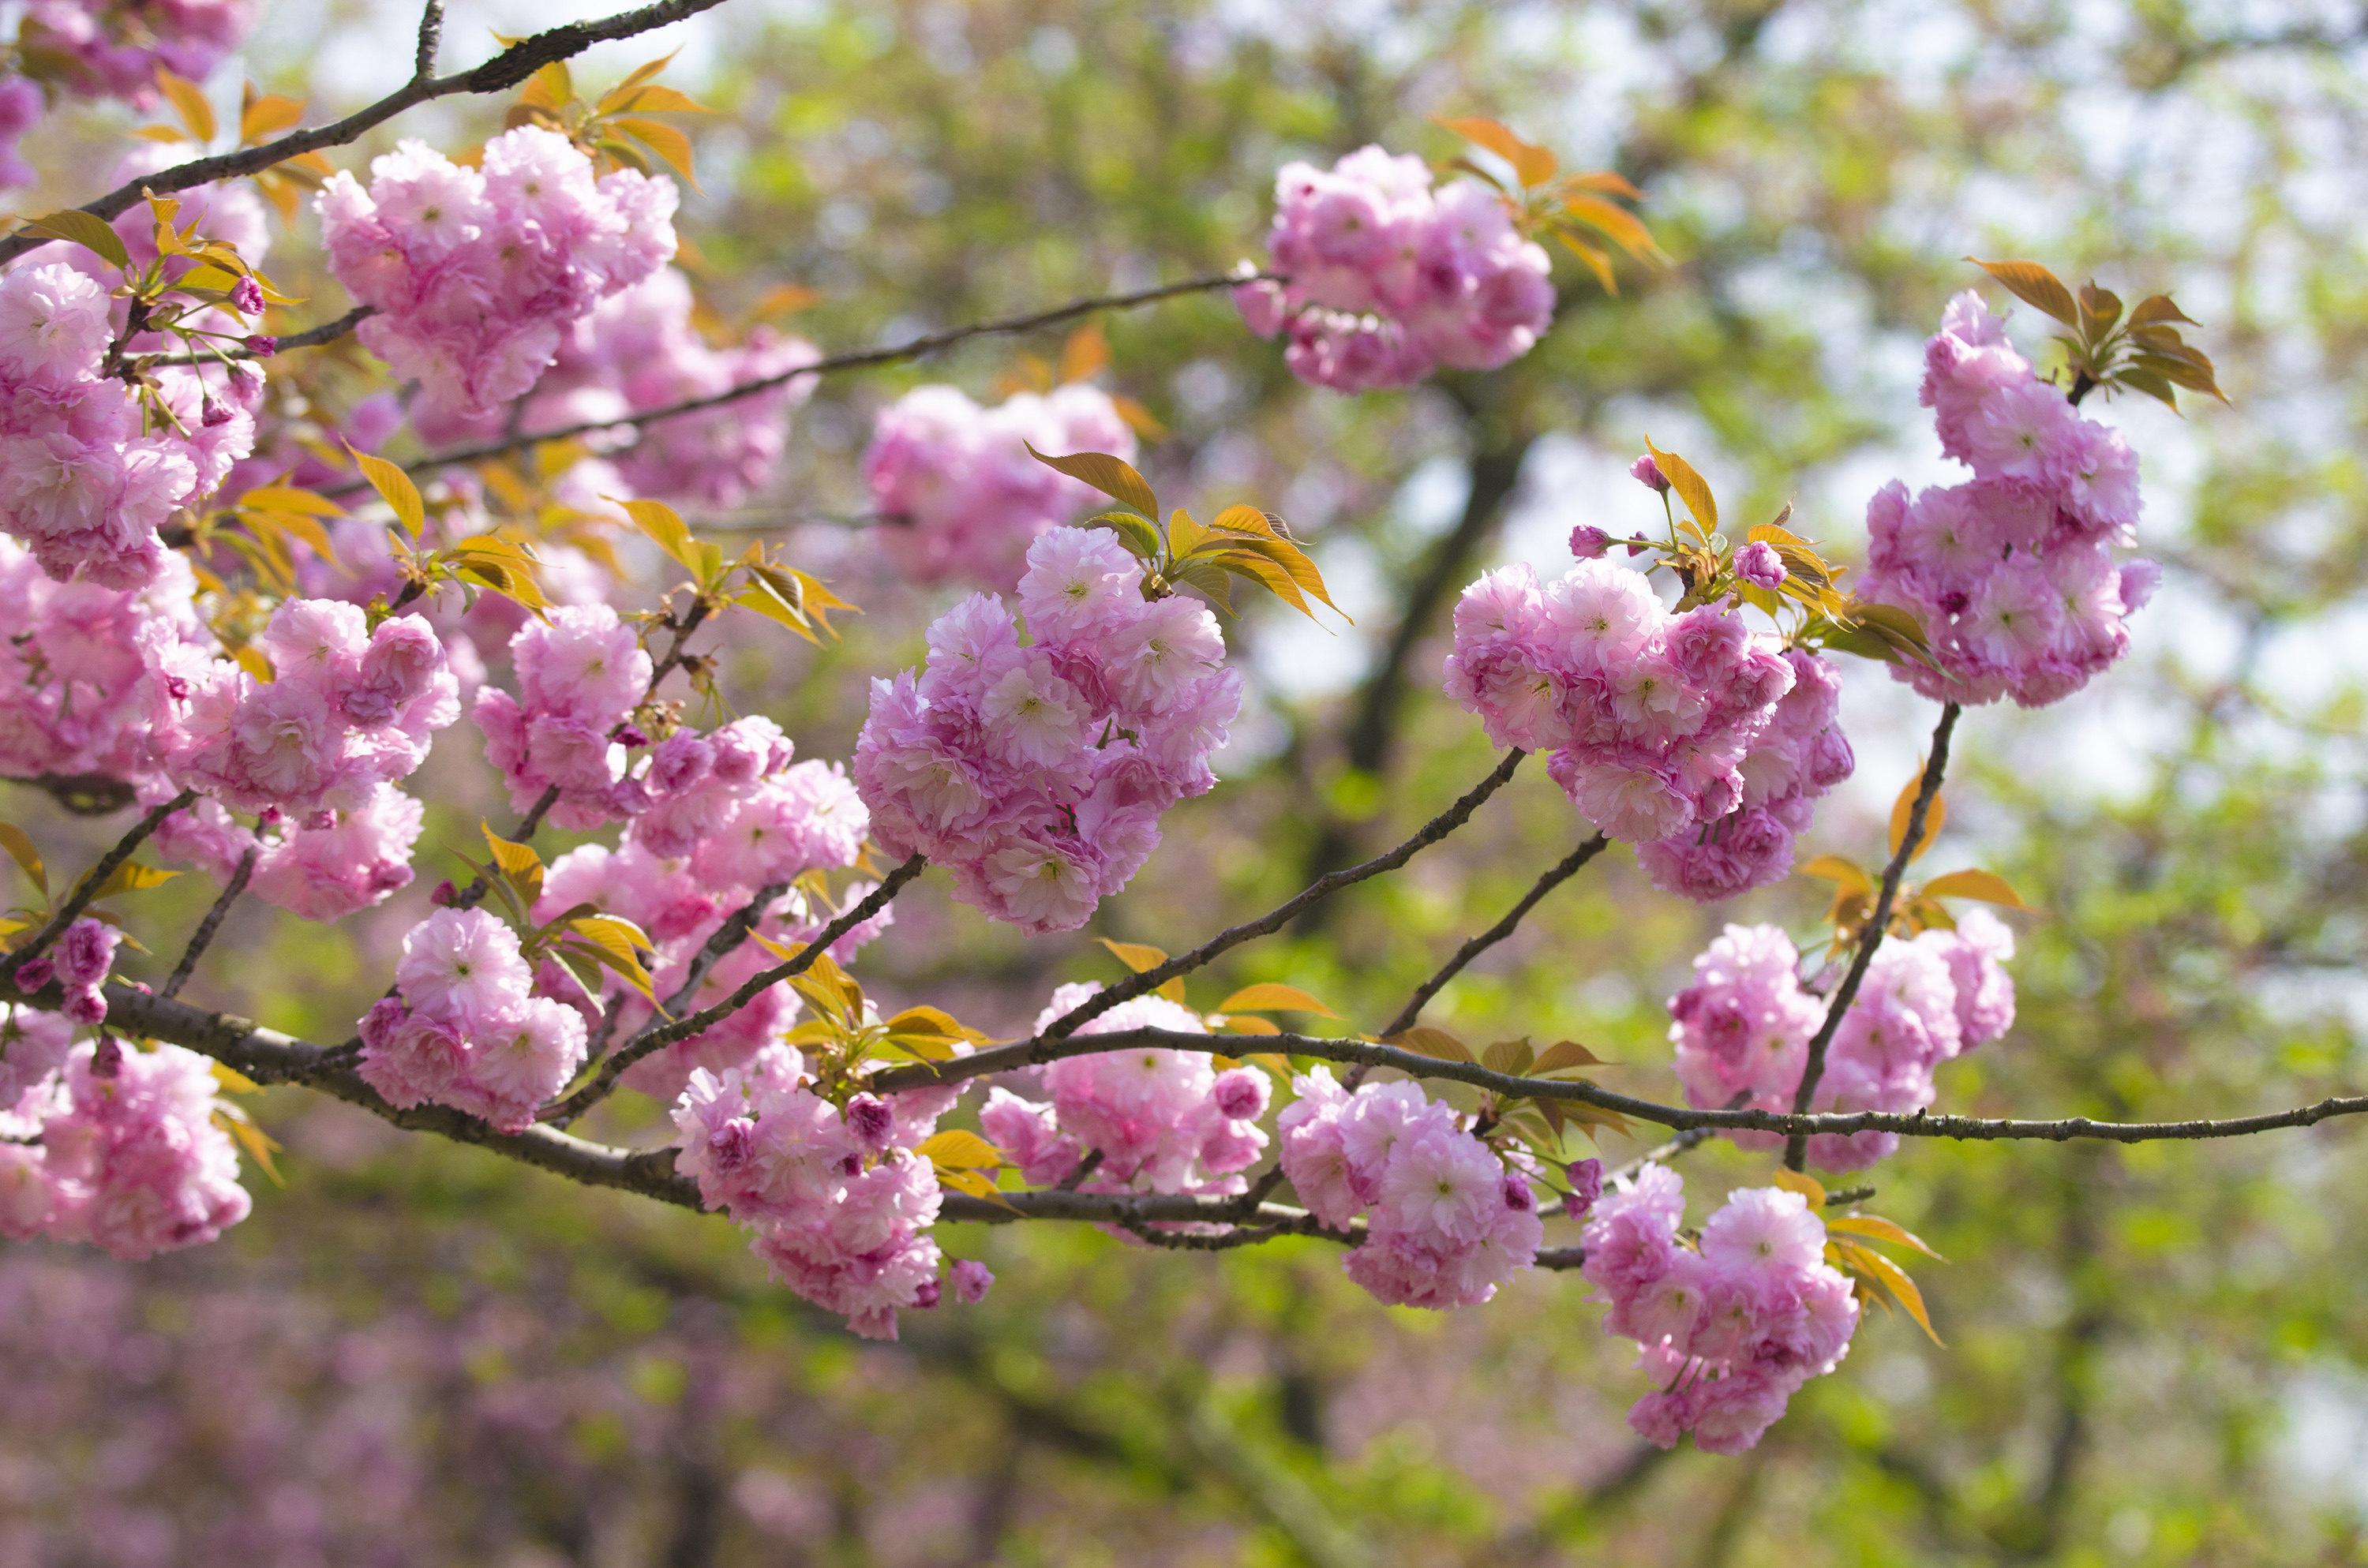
1085;509;1165;562
0;824;47;900
1216;982;1339;1018
22;209;130;270
349;447;425;538
1968;257;2079;325
1024;444;1157;518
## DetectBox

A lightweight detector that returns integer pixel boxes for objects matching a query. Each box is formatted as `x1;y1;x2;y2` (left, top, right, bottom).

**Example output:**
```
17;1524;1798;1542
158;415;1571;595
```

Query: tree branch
540;853;927;1124
1373;832;1609;1042
1785;701;1961;1168
1032;750;1525;1046
159;846;255;1001
0;789;195;982
0;0;736;269
146;305;378;367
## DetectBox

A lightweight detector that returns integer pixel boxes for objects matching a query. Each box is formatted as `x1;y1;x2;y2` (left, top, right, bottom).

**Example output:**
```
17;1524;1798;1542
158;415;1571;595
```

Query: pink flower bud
242;334;278;355
231;275;266;315
912;1277;942;1309
1564;1156;1604;1220
1502;1172;1535;1212
66;988;108;1025
12;956;54;991
845;1093;894;1152
950;1259;995;1304
429;880;458;906
1212;1067;1268;1122
1629;455;1669;493
1570;525;1614;560
56;919;118;991
89;1035;123;1076
1733;541;1787;590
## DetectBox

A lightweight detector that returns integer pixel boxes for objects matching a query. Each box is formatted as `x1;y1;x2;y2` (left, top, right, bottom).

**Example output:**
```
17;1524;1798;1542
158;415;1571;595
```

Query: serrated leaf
2077;282;2123;337
2126;294;2198;327
1216;982;1339;1018
1919;868;2030;911
1085;509;1164;562
1025;444;1157;518
1480;1036;1534;1077
0;825;46;900
154;66;216;144
1531;1038;1608;1076
22;209;129;270
349;447;425;537
1643;438;1716;534
1968;257;2078;326
1772;1167;1827;1208
240;92;305;144
2110;367;2181;409
1097;937;1168;975
1838;1241;1944;1346
1826;1214;1946;1261
613;117;699;189
1797;855;1872;896
1384;1025;1474;1064
1887;773;1947;863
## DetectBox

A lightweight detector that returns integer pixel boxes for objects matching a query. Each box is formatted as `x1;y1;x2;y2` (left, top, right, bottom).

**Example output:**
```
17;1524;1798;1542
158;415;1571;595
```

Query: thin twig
323;271;1266;495
541;853;927;1124
0;789;196;981
654;878;789;1020
0;0;737;268
1784;702;1961;1169
1034;750;1527;1047
159;848;255;1001
144;305;378;366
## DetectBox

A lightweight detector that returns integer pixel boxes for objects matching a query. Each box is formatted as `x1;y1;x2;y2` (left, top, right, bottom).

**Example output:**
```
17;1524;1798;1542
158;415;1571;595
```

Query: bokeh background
7;0;2368;1562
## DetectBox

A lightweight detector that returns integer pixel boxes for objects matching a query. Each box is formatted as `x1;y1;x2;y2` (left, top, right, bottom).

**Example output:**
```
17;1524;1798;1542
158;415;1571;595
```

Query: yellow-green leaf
214;1105;285;1186
1216;982;1339;1018
22;209;129;270
1840;1241;1945;1346
238;484;343;517
1919;868;2031;911
916;1128;1004;1170
1097;937;1168;975
609;495;699;572
1968;257;2078;326
349;447;425;537
1887;773;1947;863
1024;444;1157;518
80;860;180;901
1643;437;1717;534
0;824;46;900
1384;1025;1474;1064
154;65;217;144
1826;1214;1946;1261
1772;1166;1827;1209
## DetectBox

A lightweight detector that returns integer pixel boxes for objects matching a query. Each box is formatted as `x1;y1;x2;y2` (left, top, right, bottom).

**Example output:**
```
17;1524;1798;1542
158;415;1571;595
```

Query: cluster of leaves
1433;115;1666;295
1773;1167;1944;1346
1025;447;1346;623
1617;440;1943;669
132;67;335;223
455;822;662;1019
1381;1024;1629;1186
508;51;710;189
1798;773;2034;956
616;495;853;649
1970;257;2227;410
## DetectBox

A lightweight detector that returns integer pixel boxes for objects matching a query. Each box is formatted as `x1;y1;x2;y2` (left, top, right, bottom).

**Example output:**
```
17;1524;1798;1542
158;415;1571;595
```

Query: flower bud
1733;541;1787;591
1564;1156;1605;1221
845;1093;894;1152
88;1034;123;1077
1629;455;1669;493
242;334;279;356
950;1259;995;1304
231;275;267;316
12;956;54;992
1569;525;1614;560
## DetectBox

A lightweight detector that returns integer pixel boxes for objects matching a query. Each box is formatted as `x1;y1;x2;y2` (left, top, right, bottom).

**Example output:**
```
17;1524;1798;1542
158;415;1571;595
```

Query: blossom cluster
531;713;886;1102
1234;144;1556;392
977;982;1270;1196
1669;910;2017;1170
673;1045;985;1340
473;603;654;833
1276;1066;1544;1309
863;382;1137;589
0;262;260;588
317;126;678;425
1445;559;1853;898
0;1029;253;1260
414;267;820;509
1633;648;1856;900
142;597;459;818
16;0;254;107
356;907;590;1133
1580;1165;1860;1454
854;527;1242;934
9;918;121;1026
1861;291;2156;708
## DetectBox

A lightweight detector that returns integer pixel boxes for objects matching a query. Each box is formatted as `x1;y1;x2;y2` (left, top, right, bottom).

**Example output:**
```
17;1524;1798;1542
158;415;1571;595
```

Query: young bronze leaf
1643;438;1718;533
1213;552;1310;618
1531;1039;1608;1076
1479;1037;1534;1078
1968;258;2078;325
1384;1025;1474;1064
2126;294;2199;327
1920;868;2033;911
2077;283;2123;337
1097;937;1169;975
1433;114;1556;186
614;118;699;189
1561;193;1665;264
1887;772;1947;862
0;823;47;900
1058;320;1110;384
1216;982;1339;1018
1023;444;1157;519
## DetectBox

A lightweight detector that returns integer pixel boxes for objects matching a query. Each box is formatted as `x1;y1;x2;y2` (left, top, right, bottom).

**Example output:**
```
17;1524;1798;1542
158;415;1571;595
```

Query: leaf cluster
1970;257;2226;410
